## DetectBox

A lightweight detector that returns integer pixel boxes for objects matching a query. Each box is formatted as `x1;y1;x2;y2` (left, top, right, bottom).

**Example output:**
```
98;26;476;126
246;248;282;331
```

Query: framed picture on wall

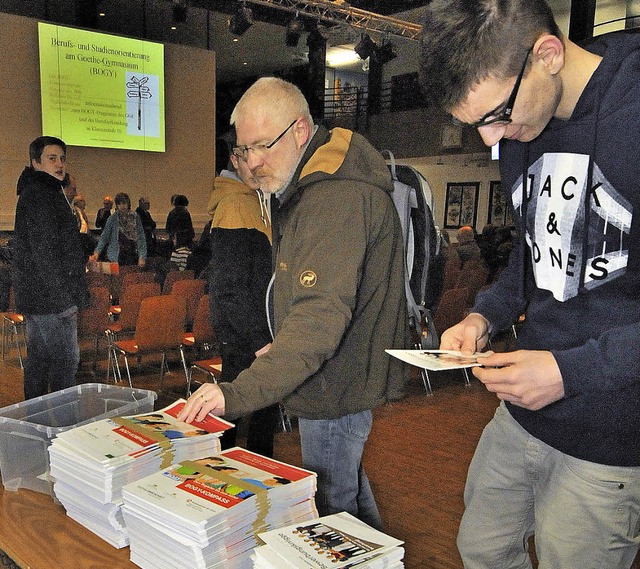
488;180;514;226
444;182;480;229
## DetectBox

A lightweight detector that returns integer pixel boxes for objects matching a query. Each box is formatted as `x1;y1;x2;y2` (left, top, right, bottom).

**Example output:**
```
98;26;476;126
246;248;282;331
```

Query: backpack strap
383;150;440;350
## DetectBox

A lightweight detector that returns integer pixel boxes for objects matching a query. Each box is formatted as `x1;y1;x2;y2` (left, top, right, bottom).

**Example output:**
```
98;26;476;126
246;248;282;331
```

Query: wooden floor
0;340;638;569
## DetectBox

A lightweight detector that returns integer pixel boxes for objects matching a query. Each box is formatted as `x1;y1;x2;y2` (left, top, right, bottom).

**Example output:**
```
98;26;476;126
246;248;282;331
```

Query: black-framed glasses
452;48;532;129
232;119;298;161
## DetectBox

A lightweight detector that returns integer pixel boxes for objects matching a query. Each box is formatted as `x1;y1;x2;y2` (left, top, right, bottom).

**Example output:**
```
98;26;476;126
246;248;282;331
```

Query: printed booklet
255;511;404;569
51;399;233;466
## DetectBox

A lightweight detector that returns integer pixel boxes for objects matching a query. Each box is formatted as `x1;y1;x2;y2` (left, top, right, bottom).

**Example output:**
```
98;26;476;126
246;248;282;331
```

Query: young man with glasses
180;77;407;529
420;1;640;567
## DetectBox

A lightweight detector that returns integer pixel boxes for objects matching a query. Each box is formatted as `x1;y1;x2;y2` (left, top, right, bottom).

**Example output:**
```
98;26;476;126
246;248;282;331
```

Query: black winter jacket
13;167;88;315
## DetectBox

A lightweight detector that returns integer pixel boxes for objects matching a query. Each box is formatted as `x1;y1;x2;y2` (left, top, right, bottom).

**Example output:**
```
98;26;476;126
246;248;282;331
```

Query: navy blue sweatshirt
474;32;640;466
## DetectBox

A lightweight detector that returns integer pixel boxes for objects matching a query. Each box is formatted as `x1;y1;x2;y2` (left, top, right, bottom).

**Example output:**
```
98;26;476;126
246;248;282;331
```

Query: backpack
383;150;445;350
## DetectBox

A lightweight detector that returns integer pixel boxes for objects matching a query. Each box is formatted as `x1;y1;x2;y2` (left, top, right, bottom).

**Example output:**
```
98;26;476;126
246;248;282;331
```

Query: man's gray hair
230;77;313;127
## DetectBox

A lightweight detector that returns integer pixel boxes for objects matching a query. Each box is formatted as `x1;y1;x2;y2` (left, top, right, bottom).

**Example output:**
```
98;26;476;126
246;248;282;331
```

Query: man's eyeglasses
232;119;297;161
452;48;532;129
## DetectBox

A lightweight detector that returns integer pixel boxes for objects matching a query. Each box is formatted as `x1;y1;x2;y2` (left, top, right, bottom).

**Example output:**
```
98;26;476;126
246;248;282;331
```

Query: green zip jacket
219;126;408;420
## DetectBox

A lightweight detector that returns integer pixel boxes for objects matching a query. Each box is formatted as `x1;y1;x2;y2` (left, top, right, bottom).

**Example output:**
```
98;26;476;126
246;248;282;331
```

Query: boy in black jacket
13;136;88;400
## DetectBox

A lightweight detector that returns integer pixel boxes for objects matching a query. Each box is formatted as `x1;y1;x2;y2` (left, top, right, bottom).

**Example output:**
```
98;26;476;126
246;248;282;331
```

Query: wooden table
0;485;136;569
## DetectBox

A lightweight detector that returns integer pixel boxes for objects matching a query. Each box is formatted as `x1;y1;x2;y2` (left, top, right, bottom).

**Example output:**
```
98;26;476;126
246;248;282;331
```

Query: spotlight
354;34;377;60
286;15;304;47
375;41;397;64
172;4;187;23
229;3;253;37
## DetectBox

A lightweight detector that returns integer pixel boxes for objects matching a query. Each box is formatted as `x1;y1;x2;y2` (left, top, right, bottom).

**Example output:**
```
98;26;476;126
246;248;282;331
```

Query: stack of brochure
253;512;405;569
48;399;233;548
121;447;318;569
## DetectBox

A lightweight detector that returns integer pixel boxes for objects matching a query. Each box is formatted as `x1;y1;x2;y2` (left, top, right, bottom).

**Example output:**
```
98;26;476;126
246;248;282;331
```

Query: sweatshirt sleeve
553;320;640;397
474;225;640;396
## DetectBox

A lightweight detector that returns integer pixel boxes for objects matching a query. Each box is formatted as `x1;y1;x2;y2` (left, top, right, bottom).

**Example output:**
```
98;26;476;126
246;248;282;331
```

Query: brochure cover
258;512;404;569
385;349;489;371
52;399;233;464
122;447;317;526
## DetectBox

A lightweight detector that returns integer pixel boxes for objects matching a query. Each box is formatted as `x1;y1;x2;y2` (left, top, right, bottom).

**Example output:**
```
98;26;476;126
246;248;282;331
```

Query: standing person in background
168;233;192;271
136;196;157;256
178;77;407;529
166;194;195;249
420;1;640;567
73;193;89;234
62;173;77;208
13;136;88;400
187;219;213;278
90;192;146;267
73;193;96;262
95;195;113;231
206;140;280;458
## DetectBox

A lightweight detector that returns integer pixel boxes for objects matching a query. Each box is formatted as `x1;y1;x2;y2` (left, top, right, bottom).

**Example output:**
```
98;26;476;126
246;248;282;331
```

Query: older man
179;77;407;529
13;136;88;399
95;195;113;231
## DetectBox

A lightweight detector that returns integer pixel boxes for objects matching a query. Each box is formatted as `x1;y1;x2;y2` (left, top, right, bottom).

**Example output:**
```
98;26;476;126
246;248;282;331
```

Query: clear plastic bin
0;383;157;495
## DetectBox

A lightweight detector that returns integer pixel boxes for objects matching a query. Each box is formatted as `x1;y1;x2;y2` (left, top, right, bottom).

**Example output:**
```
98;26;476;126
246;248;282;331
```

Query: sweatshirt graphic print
511;152;632;301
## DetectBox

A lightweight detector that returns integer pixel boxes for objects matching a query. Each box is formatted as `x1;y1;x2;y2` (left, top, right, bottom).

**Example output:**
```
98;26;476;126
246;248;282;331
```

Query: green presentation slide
39;22;165;152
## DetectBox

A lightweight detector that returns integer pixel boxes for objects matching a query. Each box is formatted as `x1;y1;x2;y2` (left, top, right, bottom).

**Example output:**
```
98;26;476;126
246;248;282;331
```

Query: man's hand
138;257;146;268
473;350;564;410
177;383;226;424
89;253;99;263
440;312;491;355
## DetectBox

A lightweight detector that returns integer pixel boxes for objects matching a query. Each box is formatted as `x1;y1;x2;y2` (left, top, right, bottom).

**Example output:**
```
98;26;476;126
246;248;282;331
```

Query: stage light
229;3;253;37
354;34;377;60
286;15;304;47
375;41;397;64
172;4;187;23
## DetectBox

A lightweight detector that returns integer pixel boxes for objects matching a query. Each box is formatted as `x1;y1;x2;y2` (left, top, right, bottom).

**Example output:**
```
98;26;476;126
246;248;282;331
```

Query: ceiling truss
241;0;423;41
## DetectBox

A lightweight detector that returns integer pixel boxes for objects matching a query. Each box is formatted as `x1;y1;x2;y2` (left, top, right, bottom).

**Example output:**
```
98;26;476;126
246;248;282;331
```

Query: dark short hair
174;194;189;207
215;137;232;175
29;136;66;163
419;0;561;112
114;192;131;209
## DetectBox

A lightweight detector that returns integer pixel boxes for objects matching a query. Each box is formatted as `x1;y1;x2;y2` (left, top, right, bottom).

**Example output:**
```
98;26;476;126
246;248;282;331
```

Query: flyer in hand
385;349;490;371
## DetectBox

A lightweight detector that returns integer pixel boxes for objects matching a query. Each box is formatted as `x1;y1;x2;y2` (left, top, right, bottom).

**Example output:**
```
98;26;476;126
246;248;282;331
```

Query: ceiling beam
250;0;422;40
224;0;423;40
